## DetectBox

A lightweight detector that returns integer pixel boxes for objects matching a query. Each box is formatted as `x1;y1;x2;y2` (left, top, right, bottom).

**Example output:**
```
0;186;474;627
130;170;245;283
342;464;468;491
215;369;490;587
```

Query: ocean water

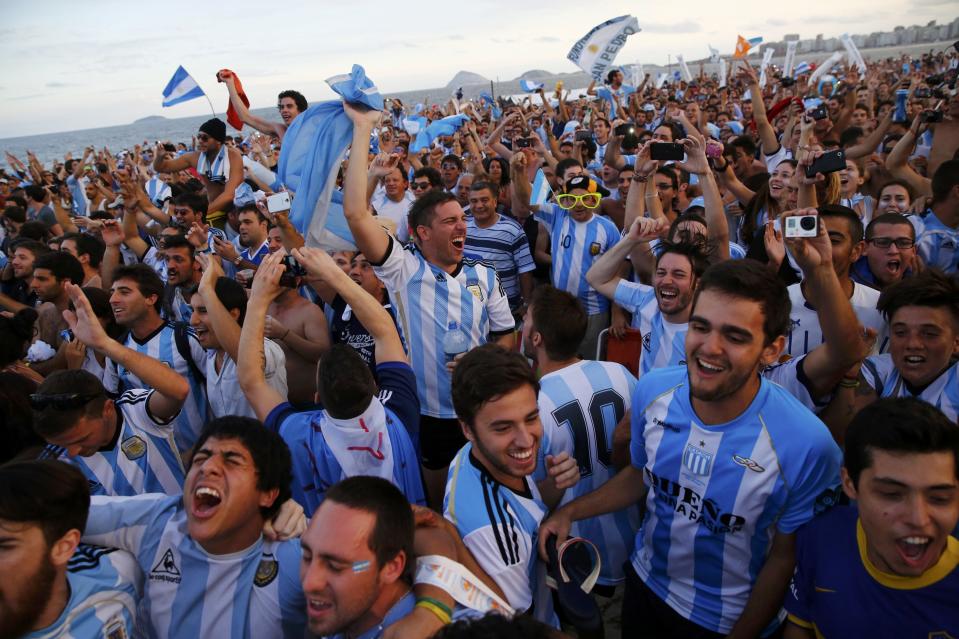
0;107;285;167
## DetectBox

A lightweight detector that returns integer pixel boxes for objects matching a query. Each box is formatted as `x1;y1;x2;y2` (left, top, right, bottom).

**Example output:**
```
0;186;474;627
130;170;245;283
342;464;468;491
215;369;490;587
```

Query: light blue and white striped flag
410;114;470;153
520;79;544;92
161;66;205;107
530;168;552;208
277;64;382;251
794;61;811;76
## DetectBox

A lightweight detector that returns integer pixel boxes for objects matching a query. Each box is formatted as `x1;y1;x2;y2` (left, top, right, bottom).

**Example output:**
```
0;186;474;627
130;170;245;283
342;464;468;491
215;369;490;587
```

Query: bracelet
232;255;243;265
416;597;453;618
632;174;649;183
415;600;452;625
838;378;860;389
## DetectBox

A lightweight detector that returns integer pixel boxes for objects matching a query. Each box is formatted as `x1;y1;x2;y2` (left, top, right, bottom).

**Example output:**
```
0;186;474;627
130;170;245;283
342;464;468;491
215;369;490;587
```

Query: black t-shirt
329;294;402;372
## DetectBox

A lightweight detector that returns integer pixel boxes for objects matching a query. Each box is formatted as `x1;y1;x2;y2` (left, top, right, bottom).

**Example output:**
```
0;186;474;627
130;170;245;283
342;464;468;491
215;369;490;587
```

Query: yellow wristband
415;601;452;625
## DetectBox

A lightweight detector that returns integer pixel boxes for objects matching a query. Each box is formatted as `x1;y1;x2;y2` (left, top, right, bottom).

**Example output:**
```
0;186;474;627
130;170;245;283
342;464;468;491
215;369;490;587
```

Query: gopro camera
784;215;818;238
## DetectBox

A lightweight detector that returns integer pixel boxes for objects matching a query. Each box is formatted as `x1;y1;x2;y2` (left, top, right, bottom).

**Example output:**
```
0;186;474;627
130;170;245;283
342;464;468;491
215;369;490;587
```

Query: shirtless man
217;70;307;141
929;91;959;176
266;278;330;405
152;118;243;222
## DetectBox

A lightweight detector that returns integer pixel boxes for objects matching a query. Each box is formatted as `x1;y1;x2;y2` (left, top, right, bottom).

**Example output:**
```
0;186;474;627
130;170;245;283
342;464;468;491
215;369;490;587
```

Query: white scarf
323;397;394;481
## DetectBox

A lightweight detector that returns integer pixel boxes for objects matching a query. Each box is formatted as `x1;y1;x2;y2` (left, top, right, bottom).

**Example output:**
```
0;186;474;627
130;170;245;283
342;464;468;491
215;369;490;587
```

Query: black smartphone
278;255;306;288
915;87;932;98
574;130;592;141
810;104;829;121
921;110;944;123
614;123;633;136
805;149;846;178
514;137;532;148
650;142;685;161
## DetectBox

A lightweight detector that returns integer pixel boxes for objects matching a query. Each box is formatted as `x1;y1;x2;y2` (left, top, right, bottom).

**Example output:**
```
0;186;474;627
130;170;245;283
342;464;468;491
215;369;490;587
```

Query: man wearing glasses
534;175;621;359
852;213;920;291
411;167;442;200
153;118;244;228
34;284;189;497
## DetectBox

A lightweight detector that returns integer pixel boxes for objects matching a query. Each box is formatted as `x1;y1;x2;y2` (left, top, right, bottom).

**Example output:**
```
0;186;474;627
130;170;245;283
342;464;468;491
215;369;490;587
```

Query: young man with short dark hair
784;398;959;637
60;232;105;288
218;69;306;141
0;460;140;638
852;212;919;290
30;250;84;352
80;416;308;638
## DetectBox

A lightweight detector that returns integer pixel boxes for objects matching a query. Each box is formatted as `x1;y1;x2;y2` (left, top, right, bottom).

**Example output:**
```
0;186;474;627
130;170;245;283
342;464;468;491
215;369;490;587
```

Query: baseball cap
564;175;610;197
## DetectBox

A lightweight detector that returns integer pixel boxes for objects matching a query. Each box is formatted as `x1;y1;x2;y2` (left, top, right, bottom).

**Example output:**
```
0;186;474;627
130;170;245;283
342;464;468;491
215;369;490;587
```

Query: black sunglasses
30;392;102;410
197;133;210;141
412;181;432;190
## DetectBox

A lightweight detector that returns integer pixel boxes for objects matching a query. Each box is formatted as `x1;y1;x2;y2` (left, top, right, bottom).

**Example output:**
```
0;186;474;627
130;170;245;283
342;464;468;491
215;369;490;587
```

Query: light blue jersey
613;280;687;377
83;494;306;639
916;210;958;275
41;389;185;496
629;366;842;634
535;204;620;315
66;175;88;217
145;176;172;208
374;237;515;418
444;444;552;622
862;354;959;422
24;545;141;639
535;360;638;585
104;322;209;451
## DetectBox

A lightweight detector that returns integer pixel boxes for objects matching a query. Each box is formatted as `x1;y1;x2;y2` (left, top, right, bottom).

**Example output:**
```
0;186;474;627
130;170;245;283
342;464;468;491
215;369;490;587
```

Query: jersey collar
856;517;959;590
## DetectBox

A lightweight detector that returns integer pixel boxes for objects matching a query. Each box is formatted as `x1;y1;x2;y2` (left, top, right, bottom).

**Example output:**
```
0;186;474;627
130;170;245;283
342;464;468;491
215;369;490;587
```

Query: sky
1;0;954;138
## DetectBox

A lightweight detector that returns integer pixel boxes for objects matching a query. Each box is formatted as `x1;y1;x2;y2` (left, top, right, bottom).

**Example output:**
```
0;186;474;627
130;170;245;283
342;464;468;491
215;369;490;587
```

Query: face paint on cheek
352;560;371;573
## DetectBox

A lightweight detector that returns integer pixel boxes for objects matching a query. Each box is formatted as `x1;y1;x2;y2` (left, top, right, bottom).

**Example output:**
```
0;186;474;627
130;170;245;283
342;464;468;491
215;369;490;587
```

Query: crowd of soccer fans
1;44;958;638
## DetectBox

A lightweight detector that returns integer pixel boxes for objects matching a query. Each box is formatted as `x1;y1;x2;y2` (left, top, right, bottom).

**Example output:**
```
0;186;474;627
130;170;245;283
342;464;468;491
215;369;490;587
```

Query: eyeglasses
197;133;210;141
867;236;914;249
556;193;601;209
30;392;102;410
411;181;432;191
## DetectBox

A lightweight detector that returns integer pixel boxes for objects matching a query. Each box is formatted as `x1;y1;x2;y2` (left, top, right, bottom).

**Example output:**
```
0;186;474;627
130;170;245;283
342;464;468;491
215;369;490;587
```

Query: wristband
415;600;451;625
416;597;453;618
839;378;860;389
414;555;514;615
631;174;649;183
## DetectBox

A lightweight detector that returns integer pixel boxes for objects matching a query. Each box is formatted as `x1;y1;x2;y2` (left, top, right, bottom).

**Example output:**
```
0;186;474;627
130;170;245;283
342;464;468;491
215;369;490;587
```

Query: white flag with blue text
567;15;641;81
161;66;205;107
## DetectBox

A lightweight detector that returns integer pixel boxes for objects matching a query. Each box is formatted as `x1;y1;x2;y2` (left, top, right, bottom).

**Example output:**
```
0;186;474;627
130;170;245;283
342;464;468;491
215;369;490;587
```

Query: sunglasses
556;193;601;209
411;181;432;190
867;237;915;249
197;133;210;141
30;392;102;410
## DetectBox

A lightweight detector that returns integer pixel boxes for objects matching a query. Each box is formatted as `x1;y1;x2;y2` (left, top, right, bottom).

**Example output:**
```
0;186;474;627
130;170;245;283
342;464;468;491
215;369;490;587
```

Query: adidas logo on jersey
150;548;181;584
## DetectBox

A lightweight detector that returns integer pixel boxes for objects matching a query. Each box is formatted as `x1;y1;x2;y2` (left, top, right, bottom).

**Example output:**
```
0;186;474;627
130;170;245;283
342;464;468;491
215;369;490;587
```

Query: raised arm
678;133;730;261
196;254;242;362
205;147;244;214
217;70;284;138
738;62;780;155
63;283;187;420
845;110;893;160
586;217;665;299
293;246;406;364
237;250;290;422
153;145;194;173
342;102;391;263
884;116;933;197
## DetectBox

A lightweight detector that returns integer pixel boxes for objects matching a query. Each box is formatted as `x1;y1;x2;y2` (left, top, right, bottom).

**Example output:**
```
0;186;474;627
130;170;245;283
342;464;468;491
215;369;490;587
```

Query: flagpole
203;93;217;118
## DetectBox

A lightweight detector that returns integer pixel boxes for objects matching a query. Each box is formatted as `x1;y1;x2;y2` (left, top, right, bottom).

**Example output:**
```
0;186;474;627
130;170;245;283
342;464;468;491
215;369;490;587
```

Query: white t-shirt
371;185;415;242
784;281;887;357
206;339;287;418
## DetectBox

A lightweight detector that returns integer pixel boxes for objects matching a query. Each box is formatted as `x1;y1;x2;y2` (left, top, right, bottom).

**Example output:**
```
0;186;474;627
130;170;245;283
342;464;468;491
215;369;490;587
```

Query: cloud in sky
0;0;953;137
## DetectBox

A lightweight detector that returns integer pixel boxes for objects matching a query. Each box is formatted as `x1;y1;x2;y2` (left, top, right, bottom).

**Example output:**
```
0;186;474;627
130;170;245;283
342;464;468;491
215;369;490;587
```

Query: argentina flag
520;79;544;93
161;66;205;107
410;114;470;153
529;169;552;208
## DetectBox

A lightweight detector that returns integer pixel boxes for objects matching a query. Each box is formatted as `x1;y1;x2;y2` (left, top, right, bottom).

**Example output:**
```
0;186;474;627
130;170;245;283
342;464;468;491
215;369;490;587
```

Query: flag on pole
782;41;798;77
676;54;693;82
217;69;250;131
655;72;669;89
520;79;545;92
809;51;844;86
759;48;775;87
708;45;720;64
161;66;206;107
840;33;867;73
277;64;382;251
529;169;553;208
631;62;644;88
733;35;762;59
567;15;641;81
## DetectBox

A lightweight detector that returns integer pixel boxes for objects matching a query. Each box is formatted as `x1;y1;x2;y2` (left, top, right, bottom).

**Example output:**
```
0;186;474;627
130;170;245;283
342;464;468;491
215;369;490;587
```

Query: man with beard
160;234;202;323
0;237;47;311
30;251;84;352
206;203;270;271
153;118;244;223
539;259;843;638
218;70;307;141
587;218;702;377
79;416;308;638
0;460;140;638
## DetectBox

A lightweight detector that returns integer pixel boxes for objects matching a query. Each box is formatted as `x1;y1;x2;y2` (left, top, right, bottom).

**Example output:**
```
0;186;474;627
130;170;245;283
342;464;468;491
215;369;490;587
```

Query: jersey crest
589;241;601;256
150;548;181;584
120;435;147;460
254;555;279;587
682;442;713;476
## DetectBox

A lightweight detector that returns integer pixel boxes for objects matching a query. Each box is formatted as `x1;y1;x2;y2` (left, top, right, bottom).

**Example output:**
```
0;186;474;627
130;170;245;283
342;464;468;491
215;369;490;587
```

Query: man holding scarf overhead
153;118;243;229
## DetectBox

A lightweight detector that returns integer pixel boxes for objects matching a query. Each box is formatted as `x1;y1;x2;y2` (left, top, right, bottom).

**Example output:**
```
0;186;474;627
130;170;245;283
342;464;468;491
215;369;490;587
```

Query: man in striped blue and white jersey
81;416;308;639
827;269;959;430
533;175;621;359
540;259;843;638
525;285;638;597
238;248;424;517
915;160;959;275
1;461;140;639
102;263;209;452
587;217;705;377
343;103;515;509
35;283;188;497
445;345;579;626
464;180;535;314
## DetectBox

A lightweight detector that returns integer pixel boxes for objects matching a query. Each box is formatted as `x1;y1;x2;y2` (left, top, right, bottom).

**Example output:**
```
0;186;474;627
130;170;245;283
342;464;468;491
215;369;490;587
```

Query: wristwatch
232;255;243;266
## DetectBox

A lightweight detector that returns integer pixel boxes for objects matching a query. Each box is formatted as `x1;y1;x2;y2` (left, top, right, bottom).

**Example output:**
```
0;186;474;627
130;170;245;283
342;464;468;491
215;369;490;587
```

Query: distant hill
516;69;553;80
446;71;489;89
133;115;167;124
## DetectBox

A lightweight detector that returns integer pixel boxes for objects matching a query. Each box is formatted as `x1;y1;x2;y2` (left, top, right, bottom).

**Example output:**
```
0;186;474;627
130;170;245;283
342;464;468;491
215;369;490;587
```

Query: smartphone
575;130;592;142
805;149;846;178
614;123;634;136
705;139;724;159
921;110;944;123
650;142;685;161
266;191;291;213
915;87;932;98
514;137;532;148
